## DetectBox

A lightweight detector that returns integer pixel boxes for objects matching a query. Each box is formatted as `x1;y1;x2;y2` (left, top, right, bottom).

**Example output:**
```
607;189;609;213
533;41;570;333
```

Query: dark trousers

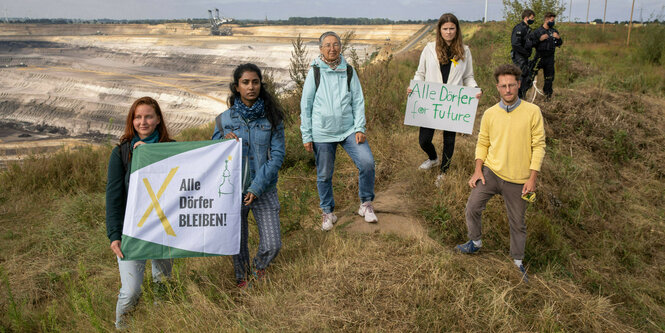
537;55;555;97
512;53;530;99
418;127;456;173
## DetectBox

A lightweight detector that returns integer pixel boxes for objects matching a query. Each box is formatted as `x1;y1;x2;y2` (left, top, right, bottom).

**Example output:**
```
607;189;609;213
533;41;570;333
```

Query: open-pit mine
0;22;427;168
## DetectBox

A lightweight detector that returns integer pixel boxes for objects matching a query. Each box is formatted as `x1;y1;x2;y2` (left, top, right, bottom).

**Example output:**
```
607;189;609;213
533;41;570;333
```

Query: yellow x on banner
138;167;179;236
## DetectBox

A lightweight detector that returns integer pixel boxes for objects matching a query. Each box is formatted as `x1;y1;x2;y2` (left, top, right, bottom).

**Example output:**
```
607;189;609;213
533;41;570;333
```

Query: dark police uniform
511;21;532;98
527;25;563;98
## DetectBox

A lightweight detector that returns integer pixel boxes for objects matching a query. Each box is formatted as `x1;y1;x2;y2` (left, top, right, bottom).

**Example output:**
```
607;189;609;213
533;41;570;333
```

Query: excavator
208;8;233;36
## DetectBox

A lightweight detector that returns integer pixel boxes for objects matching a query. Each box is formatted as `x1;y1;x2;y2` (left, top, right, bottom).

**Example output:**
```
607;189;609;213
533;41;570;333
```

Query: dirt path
394;24;434;55
336;180;437;244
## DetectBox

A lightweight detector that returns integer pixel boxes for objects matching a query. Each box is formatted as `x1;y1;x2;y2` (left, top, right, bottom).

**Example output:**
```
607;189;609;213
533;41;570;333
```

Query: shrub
503;0;567;25
288;34;309;94
634;24;665;65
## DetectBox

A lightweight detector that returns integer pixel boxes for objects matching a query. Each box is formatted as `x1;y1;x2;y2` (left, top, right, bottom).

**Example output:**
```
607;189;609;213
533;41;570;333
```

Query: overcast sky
1;0;663;22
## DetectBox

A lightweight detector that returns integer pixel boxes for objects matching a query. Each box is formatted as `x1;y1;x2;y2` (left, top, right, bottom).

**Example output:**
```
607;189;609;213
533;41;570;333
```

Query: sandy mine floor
0;23;424;166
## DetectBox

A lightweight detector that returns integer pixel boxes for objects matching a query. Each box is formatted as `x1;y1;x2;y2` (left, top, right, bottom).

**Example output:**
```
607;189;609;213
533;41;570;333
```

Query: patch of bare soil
336;180;436;244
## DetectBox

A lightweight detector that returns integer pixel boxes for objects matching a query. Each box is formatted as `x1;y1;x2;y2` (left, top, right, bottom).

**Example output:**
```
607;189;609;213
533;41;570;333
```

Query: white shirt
413;42;478;87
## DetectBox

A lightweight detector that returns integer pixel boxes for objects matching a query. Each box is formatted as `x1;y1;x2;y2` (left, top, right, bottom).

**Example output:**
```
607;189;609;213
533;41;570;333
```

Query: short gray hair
319;31;341;47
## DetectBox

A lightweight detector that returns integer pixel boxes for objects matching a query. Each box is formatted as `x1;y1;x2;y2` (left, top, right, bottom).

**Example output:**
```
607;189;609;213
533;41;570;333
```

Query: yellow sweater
475;100;546;184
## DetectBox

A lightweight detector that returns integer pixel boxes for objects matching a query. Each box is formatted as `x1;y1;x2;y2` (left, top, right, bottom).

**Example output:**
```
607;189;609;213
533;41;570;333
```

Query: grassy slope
1;23;664;332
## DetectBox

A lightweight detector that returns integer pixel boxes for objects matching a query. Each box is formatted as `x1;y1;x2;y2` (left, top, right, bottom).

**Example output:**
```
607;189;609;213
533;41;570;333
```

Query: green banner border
120;235;230;260
131;139;231;173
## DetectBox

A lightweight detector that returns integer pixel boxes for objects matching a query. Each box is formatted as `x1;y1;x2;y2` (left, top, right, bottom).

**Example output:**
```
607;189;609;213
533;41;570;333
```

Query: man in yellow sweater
455;64;546;282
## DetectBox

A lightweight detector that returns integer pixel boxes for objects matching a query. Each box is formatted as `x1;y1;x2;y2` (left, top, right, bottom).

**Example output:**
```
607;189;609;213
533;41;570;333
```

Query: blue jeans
313;133;375;214
115;257;173;328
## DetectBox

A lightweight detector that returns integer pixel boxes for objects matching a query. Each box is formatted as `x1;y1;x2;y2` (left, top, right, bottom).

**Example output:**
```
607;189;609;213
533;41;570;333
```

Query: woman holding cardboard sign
409;13;482;186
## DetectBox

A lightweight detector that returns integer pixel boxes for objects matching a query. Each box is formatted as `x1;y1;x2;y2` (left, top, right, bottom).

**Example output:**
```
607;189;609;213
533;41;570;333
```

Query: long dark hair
227;63;284;129
435;13;465;64
119;96;172;144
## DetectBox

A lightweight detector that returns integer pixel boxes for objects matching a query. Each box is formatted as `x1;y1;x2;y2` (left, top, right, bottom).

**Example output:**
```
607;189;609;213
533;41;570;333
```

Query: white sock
514;259;523;267
472;239;482;247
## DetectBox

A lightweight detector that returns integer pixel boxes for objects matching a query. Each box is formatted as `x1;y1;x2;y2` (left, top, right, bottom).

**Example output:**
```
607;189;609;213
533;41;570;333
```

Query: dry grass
1;22;665;332
103;233;636;332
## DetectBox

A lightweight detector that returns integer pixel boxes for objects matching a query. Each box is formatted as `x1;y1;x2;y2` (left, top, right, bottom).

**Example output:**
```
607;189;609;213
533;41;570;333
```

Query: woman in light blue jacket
300;31;377;231
212;63;285;288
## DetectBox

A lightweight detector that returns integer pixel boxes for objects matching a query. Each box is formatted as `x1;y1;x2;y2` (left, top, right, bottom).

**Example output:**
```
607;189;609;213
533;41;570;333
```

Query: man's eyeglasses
497;83;518;90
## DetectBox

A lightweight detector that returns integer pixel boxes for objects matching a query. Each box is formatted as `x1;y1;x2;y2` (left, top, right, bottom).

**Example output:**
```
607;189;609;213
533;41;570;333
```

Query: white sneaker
358;201;378;223
435;174;444;187
419;158;440;170
321;212;338;231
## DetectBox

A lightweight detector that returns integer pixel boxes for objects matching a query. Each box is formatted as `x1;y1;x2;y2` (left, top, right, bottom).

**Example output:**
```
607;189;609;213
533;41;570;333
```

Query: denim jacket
211;106;285;197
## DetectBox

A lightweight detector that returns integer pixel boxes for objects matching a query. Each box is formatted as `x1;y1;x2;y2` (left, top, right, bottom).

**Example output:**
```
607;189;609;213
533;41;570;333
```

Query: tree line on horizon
3;16;662;25
2;17;436;25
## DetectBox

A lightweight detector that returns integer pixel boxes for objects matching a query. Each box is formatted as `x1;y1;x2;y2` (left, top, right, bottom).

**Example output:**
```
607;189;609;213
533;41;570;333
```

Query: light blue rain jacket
300;55;366;143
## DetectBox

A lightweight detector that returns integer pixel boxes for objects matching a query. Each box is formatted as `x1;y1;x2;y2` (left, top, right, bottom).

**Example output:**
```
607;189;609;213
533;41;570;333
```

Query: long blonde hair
435;13;465;64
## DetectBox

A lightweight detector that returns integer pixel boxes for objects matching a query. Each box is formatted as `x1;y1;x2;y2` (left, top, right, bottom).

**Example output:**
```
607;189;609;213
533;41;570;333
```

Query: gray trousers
233;188;282;282
465;166;528;260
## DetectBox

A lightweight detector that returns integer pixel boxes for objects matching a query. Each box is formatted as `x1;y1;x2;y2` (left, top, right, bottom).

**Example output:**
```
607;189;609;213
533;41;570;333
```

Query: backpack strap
313;64;354;93
119;141;131;174
313;65;321;93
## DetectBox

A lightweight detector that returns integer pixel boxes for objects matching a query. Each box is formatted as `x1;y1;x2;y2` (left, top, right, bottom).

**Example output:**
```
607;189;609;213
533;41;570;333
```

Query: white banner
404;80;481;134
121;139;242;260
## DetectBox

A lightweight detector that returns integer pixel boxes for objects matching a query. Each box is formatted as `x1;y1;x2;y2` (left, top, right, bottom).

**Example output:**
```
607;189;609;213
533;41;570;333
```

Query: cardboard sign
404;80;480;134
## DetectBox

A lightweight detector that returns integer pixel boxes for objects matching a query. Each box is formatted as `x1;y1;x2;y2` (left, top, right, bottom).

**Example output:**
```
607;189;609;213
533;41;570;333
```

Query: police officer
511;9;535;98
527;12;563;100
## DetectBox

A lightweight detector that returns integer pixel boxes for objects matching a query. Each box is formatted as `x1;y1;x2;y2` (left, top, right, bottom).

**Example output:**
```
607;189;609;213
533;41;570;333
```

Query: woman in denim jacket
211;63;285;288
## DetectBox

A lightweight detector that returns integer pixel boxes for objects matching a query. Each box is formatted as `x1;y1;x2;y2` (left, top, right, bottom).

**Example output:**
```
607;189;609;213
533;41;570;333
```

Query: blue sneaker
455;240;480;254
517;264;529;283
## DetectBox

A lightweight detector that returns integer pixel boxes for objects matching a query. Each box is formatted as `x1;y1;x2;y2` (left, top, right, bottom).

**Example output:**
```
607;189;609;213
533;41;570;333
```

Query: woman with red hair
105;96;173;329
